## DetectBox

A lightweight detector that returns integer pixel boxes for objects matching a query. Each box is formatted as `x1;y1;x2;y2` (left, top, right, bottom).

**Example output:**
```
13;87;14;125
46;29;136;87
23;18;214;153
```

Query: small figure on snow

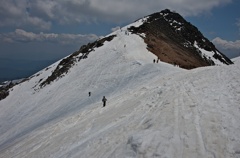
102;96;107;107
173;62;176;67
89;92;91;97
153;59;156;63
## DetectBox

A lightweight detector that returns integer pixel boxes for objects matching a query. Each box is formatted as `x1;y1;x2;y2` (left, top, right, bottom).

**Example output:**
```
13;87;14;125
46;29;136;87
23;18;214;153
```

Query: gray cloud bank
0;0;232;30
0;29;99;45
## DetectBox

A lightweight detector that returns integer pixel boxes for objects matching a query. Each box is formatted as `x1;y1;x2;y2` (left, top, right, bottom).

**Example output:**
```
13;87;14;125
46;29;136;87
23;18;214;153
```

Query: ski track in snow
0;27;240;158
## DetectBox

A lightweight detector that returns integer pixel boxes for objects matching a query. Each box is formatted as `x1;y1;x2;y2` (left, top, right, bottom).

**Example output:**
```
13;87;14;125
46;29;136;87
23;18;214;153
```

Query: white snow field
0;25;240;158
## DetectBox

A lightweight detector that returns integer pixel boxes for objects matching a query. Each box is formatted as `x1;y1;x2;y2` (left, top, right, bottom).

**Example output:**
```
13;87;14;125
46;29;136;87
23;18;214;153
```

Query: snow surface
0;27;240;158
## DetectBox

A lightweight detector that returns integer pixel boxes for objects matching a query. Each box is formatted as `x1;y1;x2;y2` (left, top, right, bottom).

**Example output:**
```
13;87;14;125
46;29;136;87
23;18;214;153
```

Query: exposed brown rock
129;9;233;69
145;33;209;69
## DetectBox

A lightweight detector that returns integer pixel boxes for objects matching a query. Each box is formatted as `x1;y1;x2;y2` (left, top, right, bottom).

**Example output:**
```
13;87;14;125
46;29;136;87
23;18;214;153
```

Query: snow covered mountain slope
0;9;233;101
1;48;239;157
0;25;182;156
0;13;239;158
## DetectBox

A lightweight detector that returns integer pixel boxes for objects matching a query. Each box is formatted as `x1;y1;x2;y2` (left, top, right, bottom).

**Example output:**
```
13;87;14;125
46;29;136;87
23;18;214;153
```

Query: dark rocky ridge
0;79;27;100
39;35;116;88
129;9;233;69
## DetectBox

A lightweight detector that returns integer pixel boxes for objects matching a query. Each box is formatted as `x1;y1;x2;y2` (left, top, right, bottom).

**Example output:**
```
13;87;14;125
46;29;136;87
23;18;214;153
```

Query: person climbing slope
102;96;107;107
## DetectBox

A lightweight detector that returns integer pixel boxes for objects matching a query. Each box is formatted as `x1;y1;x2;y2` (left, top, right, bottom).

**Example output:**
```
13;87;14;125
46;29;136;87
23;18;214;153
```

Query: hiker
153;59;156;63
88;92;91;97
102;96;107;107
173;62;176;67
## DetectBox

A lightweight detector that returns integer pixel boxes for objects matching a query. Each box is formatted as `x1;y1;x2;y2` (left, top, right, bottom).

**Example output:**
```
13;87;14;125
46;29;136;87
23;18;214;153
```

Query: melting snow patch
183;41;192;48
176;27;182;31
129;16;149;28
139;33;146;38
194;41;224;65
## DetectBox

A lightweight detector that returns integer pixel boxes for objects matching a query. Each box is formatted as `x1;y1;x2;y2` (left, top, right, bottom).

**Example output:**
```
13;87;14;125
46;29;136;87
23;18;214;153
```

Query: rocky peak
129;9;233;69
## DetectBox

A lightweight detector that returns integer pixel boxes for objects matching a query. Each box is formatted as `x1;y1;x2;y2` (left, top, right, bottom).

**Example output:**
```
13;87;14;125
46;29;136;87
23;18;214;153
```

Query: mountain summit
0;9;239;158
129;9;233;69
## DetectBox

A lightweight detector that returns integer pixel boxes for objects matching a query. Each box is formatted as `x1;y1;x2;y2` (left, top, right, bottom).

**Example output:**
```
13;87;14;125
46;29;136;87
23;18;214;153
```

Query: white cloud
212;37;240;50
0;0;233;30
212;37;240;58
0;29;99;45
111;26;121;32
27;17;52;30
237;18;240;32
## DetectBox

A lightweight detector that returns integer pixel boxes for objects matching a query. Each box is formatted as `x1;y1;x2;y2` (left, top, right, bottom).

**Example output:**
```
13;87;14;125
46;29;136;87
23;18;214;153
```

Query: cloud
237;18;240;32
111;26;121;32
212;37;240;50
0;0;233;30
0;29;99;45
237;18;240;26
0;0;52;30
27;17;52;30
212;37;240;58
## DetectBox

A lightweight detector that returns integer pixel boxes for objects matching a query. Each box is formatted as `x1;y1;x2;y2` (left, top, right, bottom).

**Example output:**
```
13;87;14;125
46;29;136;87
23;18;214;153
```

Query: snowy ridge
0;17;240;157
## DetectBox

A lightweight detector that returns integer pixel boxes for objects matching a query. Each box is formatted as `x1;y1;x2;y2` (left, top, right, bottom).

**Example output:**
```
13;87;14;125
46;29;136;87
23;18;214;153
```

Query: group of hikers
88;92;107;107
153;58;160;63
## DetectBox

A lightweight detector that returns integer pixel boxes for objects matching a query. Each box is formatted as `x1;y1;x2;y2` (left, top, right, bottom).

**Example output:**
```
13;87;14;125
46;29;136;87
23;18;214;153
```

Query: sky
0;0;240;81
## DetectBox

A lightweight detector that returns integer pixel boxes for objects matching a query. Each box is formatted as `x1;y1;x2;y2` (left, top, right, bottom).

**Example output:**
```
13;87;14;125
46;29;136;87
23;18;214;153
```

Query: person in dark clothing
153;59;156;63
102;96;107;107
88;92;91;97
